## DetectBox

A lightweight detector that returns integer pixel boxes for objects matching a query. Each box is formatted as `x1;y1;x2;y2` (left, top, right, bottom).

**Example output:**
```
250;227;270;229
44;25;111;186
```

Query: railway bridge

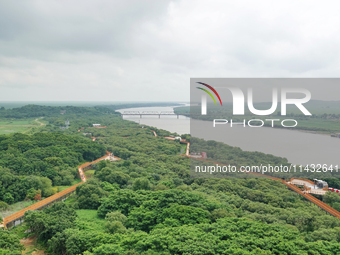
121;111;181;119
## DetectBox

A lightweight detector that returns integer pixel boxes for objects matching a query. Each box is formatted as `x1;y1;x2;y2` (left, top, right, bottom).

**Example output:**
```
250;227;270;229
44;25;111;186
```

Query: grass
75;209;106;232
0;200;39;219
179;144;187;154
9;224;30;239
10;225;47;255
85;170;95;177
57;178;82;191
0;126;31;134
71;178;82;185
0;118;47;134
0;120;35;125
64;195;77;205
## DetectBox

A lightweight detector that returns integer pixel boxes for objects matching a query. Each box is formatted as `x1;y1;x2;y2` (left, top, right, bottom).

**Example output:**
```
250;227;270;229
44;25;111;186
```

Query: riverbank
116;104;340;167
174;105;340;136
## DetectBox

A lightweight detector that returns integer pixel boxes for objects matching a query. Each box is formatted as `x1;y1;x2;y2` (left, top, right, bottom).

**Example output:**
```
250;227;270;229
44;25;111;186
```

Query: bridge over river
121;111;180;118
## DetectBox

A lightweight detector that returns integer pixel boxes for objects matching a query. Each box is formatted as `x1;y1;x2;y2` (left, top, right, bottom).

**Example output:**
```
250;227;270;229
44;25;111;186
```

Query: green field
0;126;31;134
85;170;95;177
75;209;106;232
0;120;35;125
0;119;40;134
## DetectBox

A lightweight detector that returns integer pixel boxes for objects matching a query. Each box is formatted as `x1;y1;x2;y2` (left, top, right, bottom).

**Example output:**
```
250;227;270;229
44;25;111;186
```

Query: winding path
190;156;340;219
152;131;339;218
35;117;45;126
2;151;120;229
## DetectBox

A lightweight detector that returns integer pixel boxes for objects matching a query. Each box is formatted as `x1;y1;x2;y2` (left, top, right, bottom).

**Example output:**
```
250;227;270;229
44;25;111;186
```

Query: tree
25;202;77;243
34;194;41;200
105;211;127;224
105;221;127;234
157;204;210;226
97;189;145;217
132;178;152;191
3;193;13;204
0;201;9;211
324;191;340;206
0;229;24;253
95;167;130;186
76;183;108;209
26;188;41;200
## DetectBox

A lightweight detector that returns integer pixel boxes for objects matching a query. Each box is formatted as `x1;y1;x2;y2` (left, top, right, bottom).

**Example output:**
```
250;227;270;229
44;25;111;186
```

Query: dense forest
0;105;113;118
0;132;105;205
1;104;340;254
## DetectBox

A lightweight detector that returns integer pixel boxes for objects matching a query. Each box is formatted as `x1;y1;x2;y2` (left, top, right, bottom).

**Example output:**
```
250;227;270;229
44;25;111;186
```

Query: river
116;106;190;135
116;106;340;166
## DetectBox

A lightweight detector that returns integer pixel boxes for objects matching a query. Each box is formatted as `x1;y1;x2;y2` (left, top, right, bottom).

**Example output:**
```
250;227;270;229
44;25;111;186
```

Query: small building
314;179;328;189
93;124;101;127
201;152;207;158
190;152;202;158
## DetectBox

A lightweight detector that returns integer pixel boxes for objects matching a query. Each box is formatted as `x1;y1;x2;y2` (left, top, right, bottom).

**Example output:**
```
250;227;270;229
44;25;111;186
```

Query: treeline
190;137;288;167
0;104;113;118
0;102;184;120
0;132;106;204
174;105;340;133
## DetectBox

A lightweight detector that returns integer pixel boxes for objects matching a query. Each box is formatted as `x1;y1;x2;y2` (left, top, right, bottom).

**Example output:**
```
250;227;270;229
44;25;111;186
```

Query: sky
1;0;340;102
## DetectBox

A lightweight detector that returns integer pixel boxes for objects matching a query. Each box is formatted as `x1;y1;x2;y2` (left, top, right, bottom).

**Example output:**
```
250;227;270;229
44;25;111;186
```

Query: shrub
0;201;9;211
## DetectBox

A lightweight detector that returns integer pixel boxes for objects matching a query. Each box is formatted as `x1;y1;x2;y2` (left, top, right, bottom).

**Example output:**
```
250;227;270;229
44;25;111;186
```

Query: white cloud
0;0;340;101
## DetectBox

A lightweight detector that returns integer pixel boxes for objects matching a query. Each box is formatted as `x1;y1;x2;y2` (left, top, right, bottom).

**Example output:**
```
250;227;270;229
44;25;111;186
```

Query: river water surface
116;106;340;166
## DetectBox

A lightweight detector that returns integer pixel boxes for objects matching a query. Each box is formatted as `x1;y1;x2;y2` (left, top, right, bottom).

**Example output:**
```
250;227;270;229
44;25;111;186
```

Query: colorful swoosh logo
196;82;223;106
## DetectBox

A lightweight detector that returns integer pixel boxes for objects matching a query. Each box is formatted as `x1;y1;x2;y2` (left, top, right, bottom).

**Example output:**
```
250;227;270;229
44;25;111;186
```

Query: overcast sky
1;0;340;102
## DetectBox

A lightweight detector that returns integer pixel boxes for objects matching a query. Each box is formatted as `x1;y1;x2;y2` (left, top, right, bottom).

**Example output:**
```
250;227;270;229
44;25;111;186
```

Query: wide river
116;106;340;166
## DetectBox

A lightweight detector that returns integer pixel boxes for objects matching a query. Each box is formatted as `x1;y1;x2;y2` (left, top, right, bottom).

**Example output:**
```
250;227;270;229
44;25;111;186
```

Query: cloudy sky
0;0;340;102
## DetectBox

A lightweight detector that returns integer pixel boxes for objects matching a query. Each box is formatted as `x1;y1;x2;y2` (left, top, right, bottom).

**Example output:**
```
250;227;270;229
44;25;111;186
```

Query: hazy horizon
2;1;340;101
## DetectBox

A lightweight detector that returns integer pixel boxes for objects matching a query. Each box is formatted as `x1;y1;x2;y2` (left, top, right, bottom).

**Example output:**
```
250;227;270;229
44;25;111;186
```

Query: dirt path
35;117;45;126
20;236;45;255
